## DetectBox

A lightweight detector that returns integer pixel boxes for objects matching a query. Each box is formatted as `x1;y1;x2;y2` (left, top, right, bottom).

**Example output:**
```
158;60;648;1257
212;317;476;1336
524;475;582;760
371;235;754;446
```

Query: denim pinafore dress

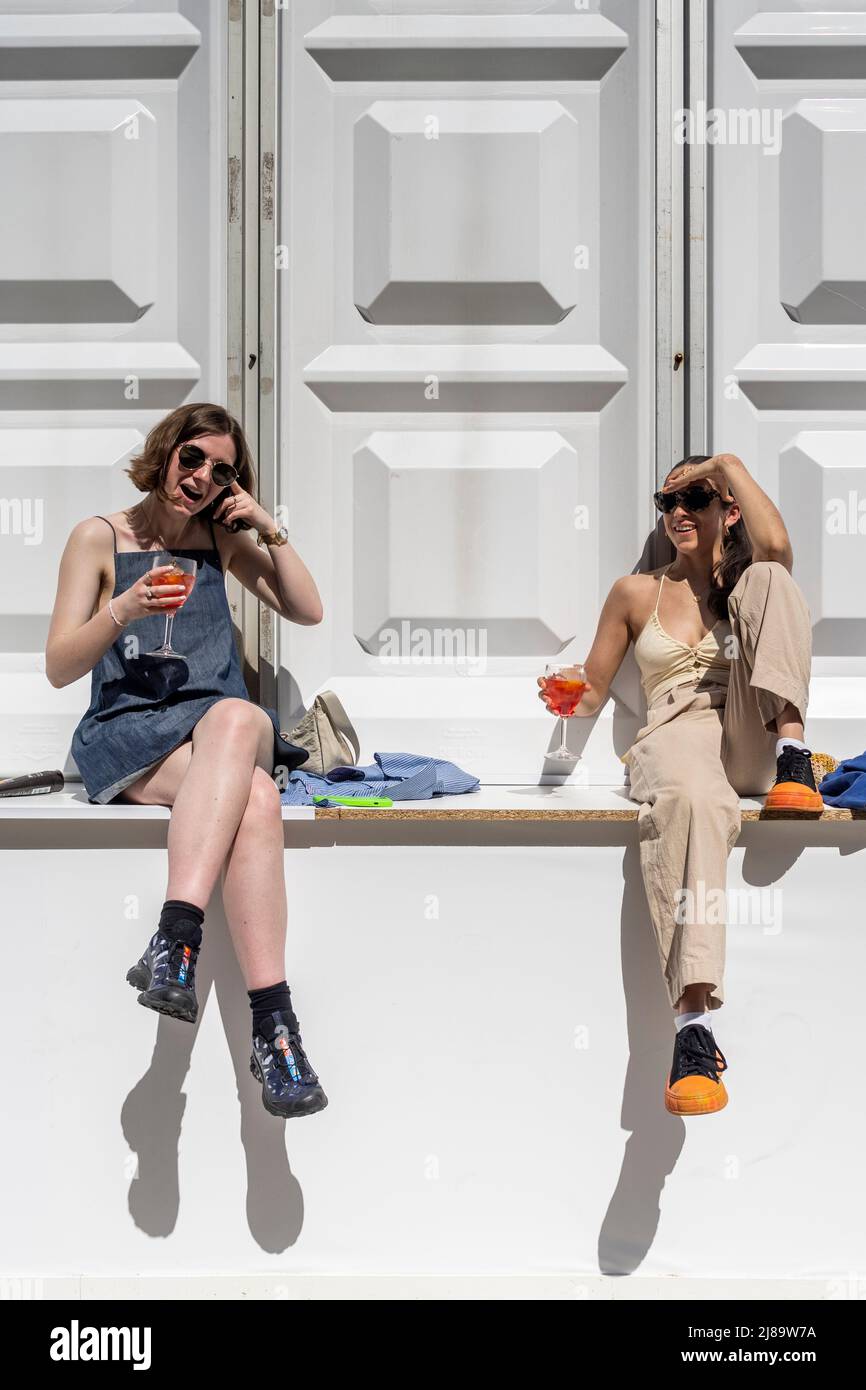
71;514;309;804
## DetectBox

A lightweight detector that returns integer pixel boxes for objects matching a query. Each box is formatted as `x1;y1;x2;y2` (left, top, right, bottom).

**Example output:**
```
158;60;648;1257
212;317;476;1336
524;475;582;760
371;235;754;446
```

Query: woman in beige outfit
540;453;821;1116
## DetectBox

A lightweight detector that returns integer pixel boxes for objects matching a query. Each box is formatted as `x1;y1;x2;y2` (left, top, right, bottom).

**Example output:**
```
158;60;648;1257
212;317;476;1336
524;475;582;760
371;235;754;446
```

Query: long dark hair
666;456;753;623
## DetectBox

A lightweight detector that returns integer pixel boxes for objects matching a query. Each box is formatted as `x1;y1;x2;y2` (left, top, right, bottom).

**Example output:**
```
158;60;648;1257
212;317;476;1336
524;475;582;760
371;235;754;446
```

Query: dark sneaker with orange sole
763;745;823;813
665;1023;728;1116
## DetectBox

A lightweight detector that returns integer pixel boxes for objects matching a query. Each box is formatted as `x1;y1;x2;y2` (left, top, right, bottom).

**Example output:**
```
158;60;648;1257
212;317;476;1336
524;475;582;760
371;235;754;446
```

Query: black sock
248;980;298;1035
158;898;204;948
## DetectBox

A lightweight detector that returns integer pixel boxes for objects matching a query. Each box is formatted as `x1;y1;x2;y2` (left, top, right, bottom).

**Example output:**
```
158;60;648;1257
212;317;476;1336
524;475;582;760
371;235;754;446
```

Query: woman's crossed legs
116;699;287;988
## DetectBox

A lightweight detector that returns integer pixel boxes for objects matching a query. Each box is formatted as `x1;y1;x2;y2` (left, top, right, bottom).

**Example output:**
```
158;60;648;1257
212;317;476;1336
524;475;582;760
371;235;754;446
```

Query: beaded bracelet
107;599;126;628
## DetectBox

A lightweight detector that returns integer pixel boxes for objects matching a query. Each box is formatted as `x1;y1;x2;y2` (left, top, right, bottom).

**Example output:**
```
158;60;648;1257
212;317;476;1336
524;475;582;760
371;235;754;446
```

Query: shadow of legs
121;887;304;1250
597;841;685;1275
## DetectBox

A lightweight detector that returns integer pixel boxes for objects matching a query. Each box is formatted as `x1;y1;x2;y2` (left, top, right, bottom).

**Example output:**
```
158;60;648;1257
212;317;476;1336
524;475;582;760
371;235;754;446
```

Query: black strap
207;510;217;550
94;514;117;555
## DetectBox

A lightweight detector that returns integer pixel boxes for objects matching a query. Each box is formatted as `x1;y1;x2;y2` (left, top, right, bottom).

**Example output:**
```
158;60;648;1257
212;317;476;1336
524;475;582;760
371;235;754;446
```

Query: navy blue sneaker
250;1010;328;1119
126;928;200;1024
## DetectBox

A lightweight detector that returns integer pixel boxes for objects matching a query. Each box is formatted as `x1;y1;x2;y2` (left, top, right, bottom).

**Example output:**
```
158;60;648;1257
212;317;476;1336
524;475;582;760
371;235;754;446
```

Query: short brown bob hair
125;402;257;532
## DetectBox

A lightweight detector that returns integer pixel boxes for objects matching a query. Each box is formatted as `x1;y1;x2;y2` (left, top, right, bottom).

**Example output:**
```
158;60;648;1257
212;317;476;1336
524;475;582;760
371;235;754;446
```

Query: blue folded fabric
279;751;480;807
818;751;866;808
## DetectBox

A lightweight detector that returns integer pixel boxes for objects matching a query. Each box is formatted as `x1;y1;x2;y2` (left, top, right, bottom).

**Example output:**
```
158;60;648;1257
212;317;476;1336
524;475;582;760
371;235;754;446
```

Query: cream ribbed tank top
633;565;732;705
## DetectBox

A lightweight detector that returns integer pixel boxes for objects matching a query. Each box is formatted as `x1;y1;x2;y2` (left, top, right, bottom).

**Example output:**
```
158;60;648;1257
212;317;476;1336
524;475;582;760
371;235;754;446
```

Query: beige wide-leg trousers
625;561;813;1012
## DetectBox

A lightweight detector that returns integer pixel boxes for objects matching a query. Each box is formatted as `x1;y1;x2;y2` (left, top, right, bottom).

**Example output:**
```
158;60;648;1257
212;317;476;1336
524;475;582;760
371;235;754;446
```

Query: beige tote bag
282;690;360;776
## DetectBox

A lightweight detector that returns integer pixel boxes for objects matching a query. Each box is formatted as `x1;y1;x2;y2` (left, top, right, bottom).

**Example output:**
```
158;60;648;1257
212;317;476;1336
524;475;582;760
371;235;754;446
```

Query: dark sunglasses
178;443;239;489
653;484;721;514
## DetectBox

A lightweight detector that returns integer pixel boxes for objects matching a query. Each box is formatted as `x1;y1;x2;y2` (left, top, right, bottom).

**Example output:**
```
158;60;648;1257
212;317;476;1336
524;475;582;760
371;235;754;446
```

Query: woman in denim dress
46;402;327;1120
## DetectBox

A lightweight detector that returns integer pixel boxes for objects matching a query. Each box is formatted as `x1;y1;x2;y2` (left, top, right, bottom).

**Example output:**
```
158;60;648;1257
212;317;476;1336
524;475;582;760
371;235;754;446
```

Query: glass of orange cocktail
147;553;197;657
540;663;587;761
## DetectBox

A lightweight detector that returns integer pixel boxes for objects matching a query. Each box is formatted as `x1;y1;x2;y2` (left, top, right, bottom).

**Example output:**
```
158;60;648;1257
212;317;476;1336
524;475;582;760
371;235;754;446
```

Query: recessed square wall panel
0;99;158;325
355;101;582;326
280;0;656;783
712;0;866;757
353;431;587;657
781;433;866;642
781;101;866;325
0;428;143;645
0;0;225;781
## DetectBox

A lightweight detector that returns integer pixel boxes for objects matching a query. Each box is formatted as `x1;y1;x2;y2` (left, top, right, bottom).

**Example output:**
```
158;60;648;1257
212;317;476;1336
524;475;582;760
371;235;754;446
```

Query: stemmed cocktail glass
539;663;587;761
147;553;197;658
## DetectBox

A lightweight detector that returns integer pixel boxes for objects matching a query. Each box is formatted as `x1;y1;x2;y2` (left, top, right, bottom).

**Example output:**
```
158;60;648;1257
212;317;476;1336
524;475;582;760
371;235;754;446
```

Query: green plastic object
312;794;394;808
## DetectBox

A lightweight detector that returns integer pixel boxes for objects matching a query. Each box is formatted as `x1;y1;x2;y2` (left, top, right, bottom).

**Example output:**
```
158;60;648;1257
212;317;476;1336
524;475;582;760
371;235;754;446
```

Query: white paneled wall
277;0;656;784
712;0;866;753
0;0;225;780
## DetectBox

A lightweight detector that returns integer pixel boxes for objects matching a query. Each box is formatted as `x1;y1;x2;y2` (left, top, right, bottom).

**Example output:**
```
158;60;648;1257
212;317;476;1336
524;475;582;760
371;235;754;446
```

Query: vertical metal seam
656;0;686;488
228;1;279;697
227;0;244;423
686;0;707;455
239;0;261;694
226;0;247;653
656;0;671;489
258;0;278;696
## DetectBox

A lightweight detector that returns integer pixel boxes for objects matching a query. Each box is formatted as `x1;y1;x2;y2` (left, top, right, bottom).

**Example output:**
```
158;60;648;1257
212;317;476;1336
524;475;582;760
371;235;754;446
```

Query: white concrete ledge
0;788;314;821
0;784;860;824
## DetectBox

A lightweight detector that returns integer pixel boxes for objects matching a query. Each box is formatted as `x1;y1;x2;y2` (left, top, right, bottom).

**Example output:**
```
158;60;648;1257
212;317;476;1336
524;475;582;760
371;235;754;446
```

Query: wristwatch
256;525;289;548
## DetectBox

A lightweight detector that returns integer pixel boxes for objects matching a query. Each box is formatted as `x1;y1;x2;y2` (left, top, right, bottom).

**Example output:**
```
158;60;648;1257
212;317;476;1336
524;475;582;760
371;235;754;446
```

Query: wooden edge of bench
313;805;862;823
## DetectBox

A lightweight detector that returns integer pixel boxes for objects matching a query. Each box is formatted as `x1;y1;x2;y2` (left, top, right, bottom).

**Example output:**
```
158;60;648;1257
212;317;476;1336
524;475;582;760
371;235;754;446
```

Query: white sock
776;736;809;758
675;1009;712;1033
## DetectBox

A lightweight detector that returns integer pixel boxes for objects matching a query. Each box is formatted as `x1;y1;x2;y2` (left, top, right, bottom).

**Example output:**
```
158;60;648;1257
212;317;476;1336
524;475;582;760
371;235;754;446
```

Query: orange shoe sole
665;1080;728;1115
763;781;824;813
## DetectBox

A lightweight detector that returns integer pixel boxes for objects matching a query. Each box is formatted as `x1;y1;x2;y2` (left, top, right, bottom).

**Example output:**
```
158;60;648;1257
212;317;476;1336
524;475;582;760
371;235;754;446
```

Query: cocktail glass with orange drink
147;553;197;657
540;663;587;761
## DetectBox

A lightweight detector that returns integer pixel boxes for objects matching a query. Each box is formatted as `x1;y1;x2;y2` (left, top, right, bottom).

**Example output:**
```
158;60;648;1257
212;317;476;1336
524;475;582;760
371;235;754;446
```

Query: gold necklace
667;567;711;605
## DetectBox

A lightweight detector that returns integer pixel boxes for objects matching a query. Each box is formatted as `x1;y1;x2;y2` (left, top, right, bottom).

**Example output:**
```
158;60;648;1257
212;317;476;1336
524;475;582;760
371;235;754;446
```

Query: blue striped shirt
278;752;479;807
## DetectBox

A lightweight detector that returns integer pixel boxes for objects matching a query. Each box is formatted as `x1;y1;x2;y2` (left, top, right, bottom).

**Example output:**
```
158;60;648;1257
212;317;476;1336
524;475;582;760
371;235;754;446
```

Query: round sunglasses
177;442;239;489
653;484;722;514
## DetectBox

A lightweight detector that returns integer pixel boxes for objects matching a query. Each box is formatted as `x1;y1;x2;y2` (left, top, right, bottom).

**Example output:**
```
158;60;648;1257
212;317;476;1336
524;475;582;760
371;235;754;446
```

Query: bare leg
220;767;288;989
775;701;804;742
164;700;275;908
114;735;193;808
676;983;709;1015
116;701;286;987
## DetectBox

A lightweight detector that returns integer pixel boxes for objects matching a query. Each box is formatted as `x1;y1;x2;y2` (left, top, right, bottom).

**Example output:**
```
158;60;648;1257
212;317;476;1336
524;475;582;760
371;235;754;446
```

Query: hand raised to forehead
663;458;734;503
